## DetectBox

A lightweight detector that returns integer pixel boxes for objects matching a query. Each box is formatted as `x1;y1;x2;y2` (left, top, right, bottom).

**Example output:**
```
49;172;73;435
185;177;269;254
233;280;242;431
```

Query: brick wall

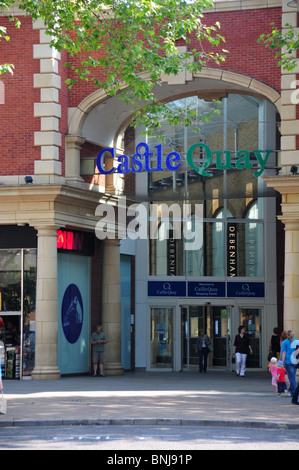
0;7;282;176
67;7;282;108
0;16;40;176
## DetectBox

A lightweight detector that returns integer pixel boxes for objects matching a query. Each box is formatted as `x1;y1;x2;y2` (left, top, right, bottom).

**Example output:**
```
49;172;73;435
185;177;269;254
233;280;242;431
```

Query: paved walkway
0;370;298;429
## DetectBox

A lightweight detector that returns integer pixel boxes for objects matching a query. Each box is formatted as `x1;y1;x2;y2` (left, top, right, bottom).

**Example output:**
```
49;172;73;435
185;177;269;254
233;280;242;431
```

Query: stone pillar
280;0;299;176
65;135;86;183
32;225;61;380
282;218;299;334
33;19;62;180
101;238;124;375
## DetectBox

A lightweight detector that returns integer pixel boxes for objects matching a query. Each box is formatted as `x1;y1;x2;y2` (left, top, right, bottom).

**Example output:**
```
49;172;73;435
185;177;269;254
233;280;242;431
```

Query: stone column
32;225;61;380
282;218;299;334
65;135;86;183
101;238;124;375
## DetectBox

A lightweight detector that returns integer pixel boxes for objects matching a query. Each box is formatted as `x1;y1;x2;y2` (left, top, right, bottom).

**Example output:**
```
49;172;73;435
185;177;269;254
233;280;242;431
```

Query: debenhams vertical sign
227;223;237;277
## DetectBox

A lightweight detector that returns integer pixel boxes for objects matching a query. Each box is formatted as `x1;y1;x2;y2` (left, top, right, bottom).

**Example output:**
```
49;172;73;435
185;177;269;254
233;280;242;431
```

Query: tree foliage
1;0;227;131
258;22;299;72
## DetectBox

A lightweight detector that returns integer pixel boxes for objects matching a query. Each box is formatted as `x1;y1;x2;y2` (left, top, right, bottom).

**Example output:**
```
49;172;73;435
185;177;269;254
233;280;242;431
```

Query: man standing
91;325;107;377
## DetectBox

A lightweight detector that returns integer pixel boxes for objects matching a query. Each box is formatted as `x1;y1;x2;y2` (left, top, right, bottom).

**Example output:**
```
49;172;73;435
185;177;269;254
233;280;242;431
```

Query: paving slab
0;370;298;428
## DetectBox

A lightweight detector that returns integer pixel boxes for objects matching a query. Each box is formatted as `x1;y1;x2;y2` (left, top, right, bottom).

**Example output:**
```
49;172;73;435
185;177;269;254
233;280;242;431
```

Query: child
269;357;278;393
276;360;288;397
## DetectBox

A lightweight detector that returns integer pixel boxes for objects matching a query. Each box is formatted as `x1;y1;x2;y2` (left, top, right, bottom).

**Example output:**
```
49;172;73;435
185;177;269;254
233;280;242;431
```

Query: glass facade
150;307;173;369
134;93;277;371
140;93;276;279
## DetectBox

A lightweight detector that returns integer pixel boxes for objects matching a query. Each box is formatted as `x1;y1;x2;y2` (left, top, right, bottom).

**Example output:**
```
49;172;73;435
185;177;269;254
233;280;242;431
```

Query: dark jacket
196;334;212;351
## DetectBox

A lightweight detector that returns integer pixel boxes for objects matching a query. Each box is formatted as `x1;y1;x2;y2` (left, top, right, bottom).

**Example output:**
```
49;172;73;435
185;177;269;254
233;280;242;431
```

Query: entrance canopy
68;68;281;151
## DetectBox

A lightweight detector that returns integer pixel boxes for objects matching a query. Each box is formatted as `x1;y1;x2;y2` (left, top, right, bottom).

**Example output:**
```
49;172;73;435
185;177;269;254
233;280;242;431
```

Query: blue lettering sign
188;282;226;297
97;143;273;178
148;281;186;297
227;282;265;298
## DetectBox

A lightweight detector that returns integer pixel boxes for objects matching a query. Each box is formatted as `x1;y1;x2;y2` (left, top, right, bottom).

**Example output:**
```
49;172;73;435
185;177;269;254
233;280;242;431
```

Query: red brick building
0;0;298;379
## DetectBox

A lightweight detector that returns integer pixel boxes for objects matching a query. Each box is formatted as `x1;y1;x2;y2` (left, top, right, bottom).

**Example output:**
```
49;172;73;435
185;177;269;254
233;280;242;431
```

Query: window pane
0;250;21;311
150;308;173;368
23;249;37;376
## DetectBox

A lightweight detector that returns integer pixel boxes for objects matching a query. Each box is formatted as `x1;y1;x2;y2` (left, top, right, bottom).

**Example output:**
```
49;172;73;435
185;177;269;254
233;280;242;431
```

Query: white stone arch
65;68;281;183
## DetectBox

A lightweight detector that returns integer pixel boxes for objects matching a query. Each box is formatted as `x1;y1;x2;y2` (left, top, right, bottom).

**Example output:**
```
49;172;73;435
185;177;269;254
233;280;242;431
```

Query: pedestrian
91;325;107;377
281;330;298;398
276;360;288;397
195;329;213;373
279;331;287;358
233;326;253;377
291;381;299;405
268;327;280;361
269;357;278;393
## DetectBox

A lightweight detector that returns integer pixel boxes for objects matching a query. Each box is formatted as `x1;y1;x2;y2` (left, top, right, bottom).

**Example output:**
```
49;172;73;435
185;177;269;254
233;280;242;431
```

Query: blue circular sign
61;284;83;344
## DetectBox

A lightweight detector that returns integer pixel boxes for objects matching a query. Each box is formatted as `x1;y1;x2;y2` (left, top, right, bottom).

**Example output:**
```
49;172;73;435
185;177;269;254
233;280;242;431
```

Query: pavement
0;369;299;429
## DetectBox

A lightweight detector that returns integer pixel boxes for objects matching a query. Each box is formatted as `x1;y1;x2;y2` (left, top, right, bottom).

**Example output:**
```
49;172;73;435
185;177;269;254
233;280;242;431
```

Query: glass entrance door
181;305;232;370
239;308;261;368
207;305;232;369
150;307;173;369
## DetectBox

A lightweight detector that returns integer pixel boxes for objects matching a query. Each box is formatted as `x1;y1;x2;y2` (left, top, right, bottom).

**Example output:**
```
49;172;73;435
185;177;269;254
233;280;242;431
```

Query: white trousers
235;353;247;376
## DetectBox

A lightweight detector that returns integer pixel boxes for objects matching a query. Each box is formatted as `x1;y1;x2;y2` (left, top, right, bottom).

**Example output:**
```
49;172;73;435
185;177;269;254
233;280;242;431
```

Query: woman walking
233;326;253;377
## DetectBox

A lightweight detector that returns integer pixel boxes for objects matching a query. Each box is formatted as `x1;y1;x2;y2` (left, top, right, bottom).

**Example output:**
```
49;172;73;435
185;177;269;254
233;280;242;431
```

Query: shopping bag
0;392;7;415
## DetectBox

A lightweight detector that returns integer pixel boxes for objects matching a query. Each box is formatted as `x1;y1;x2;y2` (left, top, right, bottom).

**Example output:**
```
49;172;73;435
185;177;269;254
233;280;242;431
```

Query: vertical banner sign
167;231;176;276
227;223;238;277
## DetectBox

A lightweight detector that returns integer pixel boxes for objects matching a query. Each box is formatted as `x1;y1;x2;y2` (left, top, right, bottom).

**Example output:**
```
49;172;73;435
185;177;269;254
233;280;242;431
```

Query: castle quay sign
97;142;273;178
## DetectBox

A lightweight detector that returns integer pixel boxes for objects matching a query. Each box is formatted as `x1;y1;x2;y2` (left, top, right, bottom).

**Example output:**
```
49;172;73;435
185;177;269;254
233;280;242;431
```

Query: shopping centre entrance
181;305;232;370
181;305;262;371
149;304;262;371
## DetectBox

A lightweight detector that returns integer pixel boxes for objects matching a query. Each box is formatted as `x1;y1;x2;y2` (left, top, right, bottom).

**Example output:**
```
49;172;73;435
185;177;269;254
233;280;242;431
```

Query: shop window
245;201;264;277
0;249;36;379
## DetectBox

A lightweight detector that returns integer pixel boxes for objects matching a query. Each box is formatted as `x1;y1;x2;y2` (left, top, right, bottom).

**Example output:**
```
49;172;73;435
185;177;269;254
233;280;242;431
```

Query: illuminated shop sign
97;143;273;178
57;230;84;251
57;230;94;256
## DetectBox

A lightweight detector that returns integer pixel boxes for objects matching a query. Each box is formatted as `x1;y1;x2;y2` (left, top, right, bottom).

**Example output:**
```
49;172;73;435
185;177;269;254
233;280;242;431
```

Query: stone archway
65;68;281;183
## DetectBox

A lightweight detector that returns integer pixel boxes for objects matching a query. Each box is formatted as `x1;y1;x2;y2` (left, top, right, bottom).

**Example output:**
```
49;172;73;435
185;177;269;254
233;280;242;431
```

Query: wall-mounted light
24;176;33;184
290;165;298;175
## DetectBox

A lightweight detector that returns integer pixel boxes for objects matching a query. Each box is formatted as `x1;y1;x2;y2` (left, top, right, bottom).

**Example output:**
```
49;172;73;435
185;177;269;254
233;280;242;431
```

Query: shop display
0;318;21;379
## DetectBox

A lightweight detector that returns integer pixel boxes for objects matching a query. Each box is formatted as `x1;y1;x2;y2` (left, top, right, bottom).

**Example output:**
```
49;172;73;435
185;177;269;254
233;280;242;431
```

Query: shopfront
148;292;264;372
57;229;94;375
0;226;37;379
133;92;279;372
0;225;96;379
